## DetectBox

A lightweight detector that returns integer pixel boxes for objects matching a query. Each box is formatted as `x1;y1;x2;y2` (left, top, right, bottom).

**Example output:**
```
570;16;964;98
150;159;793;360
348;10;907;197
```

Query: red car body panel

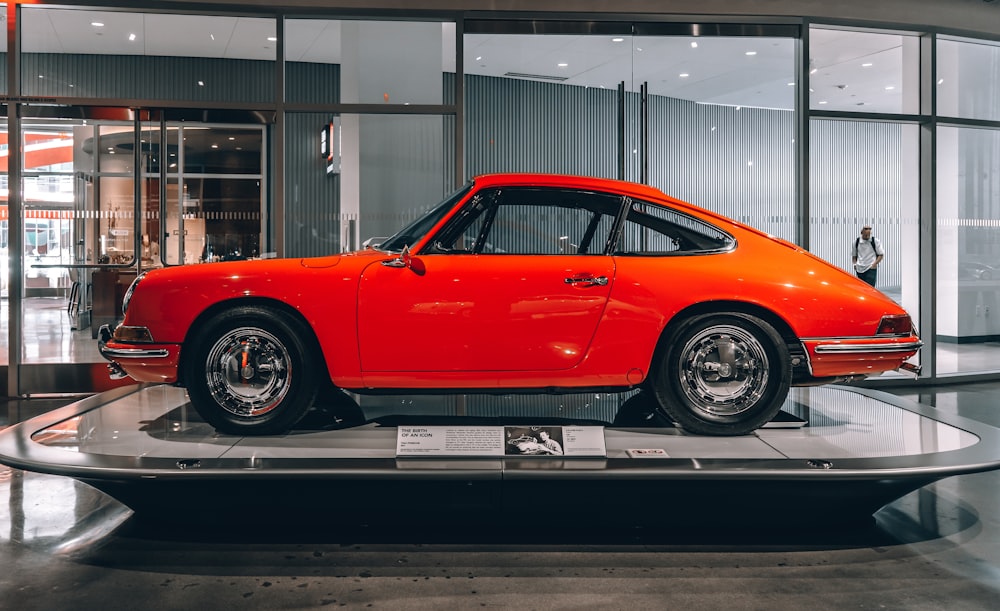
102;173;921;391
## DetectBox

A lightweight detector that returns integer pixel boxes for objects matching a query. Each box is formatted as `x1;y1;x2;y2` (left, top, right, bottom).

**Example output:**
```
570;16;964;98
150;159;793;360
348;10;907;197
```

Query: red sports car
99;173;922;436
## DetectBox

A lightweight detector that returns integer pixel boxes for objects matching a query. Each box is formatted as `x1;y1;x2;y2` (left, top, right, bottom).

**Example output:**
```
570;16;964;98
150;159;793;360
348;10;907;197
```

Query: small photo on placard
504;425;564;456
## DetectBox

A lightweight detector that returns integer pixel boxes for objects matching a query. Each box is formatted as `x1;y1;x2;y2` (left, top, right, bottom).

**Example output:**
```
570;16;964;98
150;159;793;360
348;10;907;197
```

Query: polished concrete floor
1;382;1000;610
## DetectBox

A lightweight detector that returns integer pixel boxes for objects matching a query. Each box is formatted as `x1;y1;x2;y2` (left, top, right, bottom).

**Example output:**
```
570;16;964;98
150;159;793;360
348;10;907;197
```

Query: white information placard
396;426;505;456
396;425;608;457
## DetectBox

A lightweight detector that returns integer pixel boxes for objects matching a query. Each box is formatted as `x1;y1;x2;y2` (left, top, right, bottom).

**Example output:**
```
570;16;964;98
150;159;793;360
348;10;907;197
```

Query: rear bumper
802;336;923;379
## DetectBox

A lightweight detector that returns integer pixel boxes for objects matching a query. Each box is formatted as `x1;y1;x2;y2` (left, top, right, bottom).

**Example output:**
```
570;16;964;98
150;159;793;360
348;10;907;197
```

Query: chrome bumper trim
813;341;924;354
101;346;171;359
98;323;169;360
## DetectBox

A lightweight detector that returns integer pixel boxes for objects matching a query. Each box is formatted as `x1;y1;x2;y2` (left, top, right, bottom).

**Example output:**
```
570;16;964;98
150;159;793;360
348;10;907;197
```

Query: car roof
471;173;672;202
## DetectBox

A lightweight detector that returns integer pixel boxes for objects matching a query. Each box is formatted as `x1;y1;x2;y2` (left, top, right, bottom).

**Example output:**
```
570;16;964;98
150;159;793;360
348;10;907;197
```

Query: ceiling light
210;34;215;41
128;33;136;41
810;68;818;74
885;85;895;91
819;100;828;105
557;62;568;67
691;41;698;48
229;137;236;141
745;51;757;56
197;80;205;86
267;36;277;42
679;73;689;78
787;82;795;86
938;78;945;85
612;37;624;43
211;144;219;149
862;63;873;67
475;56;482;61
91;22;104;27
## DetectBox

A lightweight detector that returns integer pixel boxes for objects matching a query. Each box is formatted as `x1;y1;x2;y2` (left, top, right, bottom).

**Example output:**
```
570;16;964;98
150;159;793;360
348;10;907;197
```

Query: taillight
877;314;913;335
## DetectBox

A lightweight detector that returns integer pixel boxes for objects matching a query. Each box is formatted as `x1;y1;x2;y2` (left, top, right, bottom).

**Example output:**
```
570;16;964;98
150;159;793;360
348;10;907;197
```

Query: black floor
2;383;1000;610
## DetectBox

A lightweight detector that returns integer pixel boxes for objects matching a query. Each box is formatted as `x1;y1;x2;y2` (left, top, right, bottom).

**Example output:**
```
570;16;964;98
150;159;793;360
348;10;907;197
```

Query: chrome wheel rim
677;324;769;418
204;326;291;418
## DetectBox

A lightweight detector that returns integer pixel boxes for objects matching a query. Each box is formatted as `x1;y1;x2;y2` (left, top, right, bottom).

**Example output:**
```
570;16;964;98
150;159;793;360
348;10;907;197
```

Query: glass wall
935;36;1000;375
5;3;1000;389
936;126;1000;374
809;28;920;114
22;7;276;103
809;119;921;324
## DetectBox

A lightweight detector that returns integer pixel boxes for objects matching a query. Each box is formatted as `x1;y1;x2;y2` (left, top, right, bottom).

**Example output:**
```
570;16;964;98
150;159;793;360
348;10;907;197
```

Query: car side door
356;187;625;373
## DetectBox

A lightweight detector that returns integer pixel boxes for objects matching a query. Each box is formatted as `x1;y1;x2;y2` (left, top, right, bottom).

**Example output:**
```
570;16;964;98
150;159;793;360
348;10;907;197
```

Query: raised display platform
2;384;999;530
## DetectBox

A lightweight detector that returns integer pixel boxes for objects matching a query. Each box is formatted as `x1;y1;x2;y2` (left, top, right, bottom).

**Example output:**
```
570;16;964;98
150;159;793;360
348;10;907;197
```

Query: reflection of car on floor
98;173;923;437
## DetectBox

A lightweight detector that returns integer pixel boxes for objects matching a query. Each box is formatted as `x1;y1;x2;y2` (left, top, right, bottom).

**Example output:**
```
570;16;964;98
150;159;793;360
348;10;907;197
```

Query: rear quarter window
615;199;735;255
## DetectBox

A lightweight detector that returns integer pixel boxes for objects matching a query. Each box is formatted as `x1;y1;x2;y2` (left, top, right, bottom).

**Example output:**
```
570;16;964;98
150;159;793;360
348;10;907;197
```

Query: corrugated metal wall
810;119;905;290
22;53;275;103
284;112;343;258
466;74;796;242
649;96;796;242
464;74;622;179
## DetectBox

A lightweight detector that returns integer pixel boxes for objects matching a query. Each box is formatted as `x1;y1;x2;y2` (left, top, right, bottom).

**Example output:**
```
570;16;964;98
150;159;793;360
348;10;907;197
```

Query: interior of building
2;0;1000;608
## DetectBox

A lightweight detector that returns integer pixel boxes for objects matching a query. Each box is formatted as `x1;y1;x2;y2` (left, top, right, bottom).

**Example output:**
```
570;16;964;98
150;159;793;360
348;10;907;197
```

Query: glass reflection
809;27;919;114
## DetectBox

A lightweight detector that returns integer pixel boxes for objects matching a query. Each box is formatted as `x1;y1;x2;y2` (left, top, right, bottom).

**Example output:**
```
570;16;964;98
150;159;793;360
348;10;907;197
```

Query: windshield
377;182;475;253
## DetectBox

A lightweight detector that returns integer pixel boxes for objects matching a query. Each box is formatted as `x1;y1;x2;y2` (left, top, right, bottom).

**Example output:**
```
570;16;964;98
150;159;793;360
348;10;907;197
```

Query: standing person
852;225;884;287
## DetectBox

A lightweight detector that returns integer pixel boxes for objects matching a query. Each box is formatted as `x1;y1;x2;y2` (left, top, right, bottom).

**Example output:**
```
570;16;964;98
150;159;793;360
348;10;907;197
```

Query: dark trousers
857;268;877;287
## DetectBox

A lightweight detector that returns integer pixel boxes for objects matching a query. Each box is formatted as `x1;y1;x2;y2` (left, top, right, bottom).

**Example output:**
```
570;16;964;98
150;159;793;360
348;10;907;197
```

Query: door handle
565;275;609;287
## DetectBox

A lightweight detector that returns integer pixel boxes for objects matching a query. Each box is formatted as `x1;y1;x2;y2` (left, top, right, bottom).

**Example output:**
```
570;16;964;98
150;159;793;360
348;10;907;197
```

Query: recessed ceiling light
210;34;215;41
229;137;236;141
819;100;828;105
745;51;757;56
862;63;873;67
810;68;818;74
211;144;219;149
679;73;689;78
611;37;624;43
557;62;568;68
885;85;895;91
267;36;277;42
787;82;795;86
128;33;136;41
938;78;945;85
197;80;205;86
91;22;104;27
475;56;482;61
691;41;698;48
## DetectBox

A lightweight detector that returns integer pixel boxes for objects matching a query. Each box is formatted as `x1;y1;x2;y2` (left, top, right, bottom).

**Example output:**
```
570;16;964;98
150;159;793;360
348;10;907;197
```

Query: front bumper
98;324;181;383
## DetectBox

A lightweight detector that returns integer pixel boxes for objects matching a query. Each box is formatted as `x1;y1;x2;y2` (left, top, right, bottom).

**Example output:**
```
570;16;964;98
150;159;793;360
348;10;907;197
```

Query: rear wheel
185;305;319;435
651;313;791;436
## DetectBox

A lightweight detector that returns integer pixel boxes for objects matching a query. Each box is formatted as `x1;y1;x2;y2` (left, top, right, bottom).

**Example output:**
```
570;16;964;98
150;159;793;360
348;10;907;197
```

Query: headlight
122;271;147;316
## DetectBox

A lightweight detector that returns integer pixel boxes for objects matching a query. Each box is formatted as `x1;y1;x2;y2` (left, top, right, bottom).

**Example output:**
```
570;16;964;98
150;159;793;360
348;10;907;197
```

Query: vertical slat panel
810;119;904;290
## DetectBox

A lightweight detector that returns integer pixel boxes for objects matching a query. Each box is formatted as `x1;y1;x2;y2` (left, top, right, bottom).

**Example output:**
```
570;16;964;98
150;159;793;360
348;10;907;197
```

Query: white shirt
853;236;884;273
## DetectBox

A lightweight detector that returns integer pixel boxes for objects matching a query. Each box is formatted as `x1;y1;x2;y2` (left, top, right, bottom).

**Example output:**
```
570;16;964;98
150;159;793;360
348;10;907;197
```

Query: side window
616;199;734;255
432;187;623;255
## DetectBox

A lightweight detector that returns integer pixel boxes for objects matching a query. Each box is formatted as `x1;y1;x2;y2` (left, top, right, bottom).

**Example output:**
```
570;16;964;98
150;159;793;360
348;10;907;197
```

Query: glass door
12;108;267;395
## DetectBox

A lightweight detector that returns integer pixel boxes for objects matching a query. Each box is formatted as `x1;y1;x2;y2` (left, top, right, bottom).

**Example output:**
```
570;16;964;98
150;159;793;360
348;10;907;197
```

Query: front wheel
185;305;320;435
651;313;791;436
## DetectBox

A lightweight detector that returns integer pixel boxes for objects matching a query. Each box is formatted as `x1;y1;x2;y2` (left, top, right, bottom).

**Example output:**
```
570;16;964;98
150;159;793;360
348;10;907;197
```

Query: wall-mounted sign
320;117;341;175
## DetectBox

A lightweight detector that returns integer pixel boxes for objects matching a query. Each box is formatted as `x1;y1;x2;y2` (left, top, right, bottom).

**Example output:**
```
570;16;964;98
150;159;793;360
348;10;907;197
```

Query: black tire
184;305;320;435
651;313;791;436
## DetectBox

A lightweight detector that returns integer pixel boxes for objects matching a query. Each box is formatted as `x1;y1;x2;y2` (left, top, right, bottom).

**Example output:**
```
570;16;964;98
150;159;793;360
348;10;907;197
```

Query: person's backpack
855;235;883;257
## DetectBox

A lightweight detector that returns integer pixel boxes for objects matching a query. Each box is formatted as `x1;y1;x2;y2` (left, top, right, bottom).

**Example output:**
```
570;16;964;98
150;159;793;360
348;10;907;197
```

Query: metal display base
2;384;999;530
